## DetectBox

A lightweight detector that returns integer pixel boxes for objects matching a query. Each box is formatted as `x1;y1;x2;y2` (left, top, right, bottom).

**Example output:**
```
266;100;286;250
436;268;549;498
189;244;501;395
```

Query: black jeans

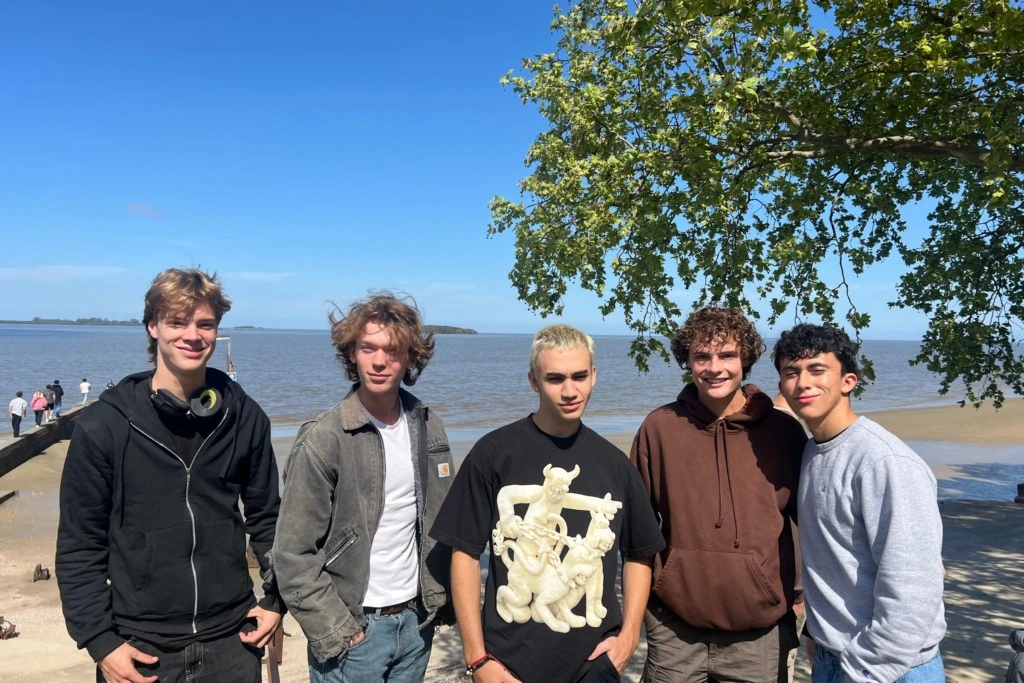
575;653;622;682
96;630;262;683
11;414;21;437
34;409;44;426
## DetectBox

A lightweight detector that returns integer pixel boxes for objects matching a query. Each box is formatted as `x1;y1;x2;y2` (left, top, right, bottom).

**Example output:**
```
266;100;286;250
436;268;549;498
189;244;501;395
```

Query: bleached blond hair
529;324;595;377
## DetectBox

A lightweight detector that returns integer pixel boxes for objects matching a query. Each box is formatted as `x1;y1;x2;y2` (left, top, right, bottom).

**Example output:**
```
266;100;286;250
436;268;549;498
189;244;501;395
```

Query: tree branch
711;135;1023;171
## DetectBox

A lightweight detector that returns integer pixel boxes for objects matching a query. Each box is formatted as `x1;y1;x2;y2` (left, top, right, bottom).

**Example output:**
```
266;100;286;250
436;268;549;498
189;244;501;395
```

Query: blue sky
0;1;930;338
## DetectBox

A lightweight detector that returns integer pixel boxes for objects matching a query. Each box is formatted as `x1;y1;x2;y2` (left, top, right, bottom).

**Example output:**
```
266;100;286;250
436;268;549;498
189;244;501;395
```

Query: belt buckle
366;600;410;618
384;601;408;615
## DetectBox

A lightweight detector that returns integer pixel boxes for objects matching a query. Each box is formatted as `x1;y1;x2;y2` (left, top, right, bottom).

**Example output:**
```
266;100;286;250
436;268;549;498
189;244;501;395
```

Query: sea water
0;324;967;431
1;324;1021;499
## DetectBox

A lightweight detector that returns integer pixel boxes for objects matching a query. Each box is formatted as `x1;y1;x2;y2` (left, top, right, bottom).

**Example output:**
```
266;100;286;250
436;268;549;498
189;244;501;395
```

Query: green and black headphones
151;385;223;420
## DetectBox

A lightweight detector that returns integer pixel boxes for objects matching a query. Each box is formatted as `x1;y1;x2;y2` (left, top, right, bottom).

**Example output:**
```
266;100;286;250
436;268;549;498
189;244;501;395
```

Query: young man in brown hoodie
630;307;807;682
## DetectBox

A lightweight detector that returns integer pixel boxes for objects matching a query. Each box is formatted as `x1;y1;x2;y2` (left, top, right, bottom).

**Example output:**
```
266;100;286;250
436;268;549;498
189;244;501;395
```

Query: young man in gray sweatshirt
773;324;945;683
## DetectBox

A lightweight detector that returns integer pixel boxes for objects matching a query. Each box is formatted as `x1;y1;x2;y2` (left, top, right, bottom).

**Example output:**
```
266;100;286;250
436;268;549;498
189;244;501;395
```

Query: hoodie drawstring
713;420;741;547
721;422;740;548
714;420;725;529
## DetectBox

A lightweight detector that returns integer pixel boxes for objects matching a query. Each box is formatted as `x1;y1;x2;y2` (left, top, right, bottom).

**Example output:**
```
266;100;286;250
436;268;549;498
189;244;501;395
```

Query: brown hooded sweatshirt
631;383;806;631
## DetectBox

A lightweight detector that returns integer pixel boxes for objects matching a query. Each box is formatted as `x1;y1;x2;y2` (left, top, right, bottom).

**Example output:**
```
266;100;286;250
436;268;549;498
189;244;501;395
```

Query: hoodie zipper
130;407;229;633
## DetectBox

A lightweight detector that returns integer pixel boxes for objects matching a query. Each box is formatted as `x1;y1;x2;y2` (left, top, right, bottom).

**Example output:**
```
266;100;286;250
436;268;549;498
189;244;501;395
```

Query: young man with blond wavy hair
57;268;283;683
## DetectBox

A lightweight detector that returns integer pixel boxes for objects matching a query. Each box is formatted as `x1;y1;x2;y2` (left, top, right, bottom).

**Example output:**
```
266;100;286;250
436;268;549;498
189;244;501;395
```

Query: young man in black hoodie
56;268;283;683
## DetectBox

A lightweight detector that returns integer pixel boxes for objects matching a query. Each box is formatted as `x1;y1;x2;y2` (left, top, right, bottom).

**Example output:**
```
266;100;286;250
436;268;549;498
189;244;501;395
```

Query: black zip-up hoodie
55;369;283;662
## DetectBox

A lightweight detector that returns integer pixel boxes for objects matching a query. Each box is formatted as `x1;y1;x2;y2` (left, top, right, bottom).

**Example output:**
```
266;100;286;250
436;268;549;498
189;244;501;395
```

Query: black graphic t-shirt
430;417;664;683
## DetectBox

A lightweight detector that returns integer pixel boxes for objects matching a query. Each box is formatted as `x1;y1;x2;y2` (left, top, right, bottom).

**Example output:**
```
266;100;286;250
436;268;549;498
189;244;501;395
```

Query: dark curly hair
670;307;765;379
329;292;435;386
772;324;860;376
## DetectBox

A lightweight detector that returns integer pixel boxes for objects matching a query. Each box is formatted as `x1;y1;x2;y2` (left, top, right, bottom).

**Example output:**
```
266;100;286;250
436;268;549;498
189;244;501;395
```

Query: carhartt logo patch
437;463;451;478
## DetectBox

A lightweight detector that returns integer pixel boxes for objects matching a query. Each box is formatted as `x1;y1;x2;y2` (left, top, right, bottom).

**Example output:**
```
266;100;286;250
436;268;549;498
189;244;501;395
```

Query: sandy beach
868;398;1024;444
2;400;1023;682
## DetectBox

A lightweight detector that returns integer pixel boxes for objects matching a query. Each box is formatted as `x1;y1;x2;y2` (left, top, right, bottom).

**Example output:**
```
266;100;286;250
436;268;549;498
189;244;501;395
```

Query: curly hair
670;307;765;379
143;268;231;364
772;324;860;376
329;292;434;386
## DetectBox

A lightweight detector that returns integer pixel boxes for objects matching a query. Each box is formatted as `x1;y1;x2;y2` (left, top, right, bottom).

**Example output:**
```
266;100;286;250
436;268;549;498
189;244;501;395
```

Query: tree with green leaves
490;0;1023;406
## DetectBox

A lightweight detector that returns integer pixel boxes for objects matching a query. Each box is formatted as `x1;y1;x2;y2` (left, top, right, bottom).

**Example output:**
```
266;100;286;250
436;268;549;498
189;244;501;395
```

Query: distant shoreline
0;317;140;326
0;320;477;334
423;324;476;334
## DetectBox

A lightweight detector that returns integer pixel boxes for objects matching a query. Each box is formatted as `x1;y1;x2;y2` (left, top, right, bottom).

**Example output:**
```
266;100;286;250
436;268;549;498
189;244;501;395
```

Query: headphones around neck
151;386;223;420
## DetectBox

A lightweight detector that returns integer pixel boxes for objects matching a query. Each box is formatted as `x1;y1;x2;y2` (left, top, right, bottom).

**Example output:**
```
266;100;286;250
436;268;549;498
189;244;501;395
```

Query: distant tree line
0;317;142;326
423;325;477;334
0;319;476;333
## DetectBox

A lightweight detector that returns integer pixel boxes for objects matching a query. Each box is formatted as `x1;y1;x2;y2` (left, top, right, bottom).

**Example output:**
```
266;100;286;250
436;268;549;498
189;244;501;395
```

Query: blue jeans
308;606;434;683
54;401;62;417
812;644;944;683
97;630;261;682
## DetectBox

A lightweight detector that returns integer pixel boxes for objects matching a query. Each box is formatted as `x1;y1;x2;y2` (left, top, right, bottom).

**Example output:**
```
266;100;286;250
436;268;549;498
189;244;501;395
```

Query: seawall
0;405;83;480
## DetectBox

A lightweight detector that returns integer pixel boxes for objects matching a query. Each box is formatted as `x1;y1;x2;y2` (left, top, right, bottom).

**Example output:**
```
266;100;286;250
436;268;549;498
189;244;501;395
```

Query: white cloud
0;265;129;282
128;203;167;219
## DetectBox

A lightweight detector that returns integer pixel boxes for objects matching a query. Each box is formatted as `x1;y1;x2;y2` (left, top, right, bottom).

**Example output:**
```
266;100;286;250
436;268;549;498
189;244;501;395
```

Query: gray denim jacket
274;386;454;663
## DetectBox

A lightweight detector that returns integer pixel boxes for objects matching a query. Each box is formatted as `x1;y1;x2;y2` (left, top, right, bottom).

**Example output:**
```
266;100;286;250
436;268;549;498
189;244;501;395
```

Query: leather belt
364;599;415;618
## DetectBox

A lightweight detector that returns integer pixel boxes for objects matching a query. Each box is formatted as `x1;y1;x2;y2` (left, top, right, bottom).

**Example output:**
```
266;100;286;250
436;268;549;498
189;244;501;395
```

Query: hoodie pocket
132;522;198;618
653;547;782;631
194;519;250;614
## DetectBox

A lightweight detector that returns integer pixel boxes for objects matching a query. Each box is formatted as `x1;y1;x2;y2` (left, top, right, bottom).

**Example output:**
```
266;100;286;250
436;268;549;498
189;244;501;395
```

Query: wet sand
2;399;1023;681
868;398;1024;444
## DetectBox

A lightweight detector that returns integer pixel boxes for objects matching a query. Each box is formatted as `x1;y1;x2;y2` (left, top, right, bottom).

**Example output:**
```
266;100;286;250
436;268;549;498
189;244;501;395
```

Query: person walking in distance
52;379;64;418
9;391;28;438
31;390;47;427
80;378;92;405
44;384;56;422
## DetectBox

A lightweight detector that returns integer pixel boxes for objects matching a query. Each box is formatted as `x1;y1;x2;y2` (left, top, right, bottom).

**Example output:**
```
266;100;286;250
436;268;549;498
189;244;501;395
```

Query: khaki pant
642;596;795;683
787;607;807;683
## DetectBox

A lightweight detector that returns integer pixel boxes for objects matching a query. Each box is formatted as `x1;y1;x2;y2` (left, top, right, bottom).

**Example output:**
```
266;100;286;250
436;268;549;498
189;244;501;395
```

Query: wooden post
264;624;284;683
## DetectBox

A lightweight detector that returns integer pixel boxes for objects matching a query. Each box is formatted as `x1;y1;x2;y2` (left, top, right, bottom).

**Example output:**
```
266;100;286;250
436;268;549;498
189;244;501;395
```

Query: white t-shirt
361;403;419;607
9;397;28;416
80;381;91;394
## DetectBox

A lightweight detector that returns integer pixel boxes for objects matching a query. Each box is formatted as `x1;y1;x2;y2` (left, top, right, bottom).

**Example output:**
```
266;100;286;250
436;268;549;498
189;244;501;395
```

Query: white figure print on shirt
491;463;622;633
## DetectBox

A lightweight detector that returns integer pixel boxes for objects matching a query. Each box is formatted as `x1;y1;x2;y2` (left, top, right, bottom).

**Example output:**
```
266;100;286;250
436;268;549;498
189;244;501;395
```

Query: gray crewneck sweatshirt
799;416;946;682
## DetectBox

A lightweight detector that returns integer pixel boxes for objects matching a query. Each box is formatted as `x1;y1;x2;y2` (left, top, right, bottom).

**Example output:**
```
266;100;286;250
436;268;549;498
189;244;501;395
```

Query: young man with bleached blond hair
431;323;664;683
274;292;455;683
631;307;806;683
57;268;283;683
774;324;945;683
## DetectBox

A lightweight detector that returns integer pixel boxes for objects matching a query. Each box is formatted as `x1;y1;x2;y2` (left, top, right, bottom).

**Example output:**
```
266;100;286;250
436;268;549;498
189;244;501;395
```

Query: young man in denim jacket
274;293;455;683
